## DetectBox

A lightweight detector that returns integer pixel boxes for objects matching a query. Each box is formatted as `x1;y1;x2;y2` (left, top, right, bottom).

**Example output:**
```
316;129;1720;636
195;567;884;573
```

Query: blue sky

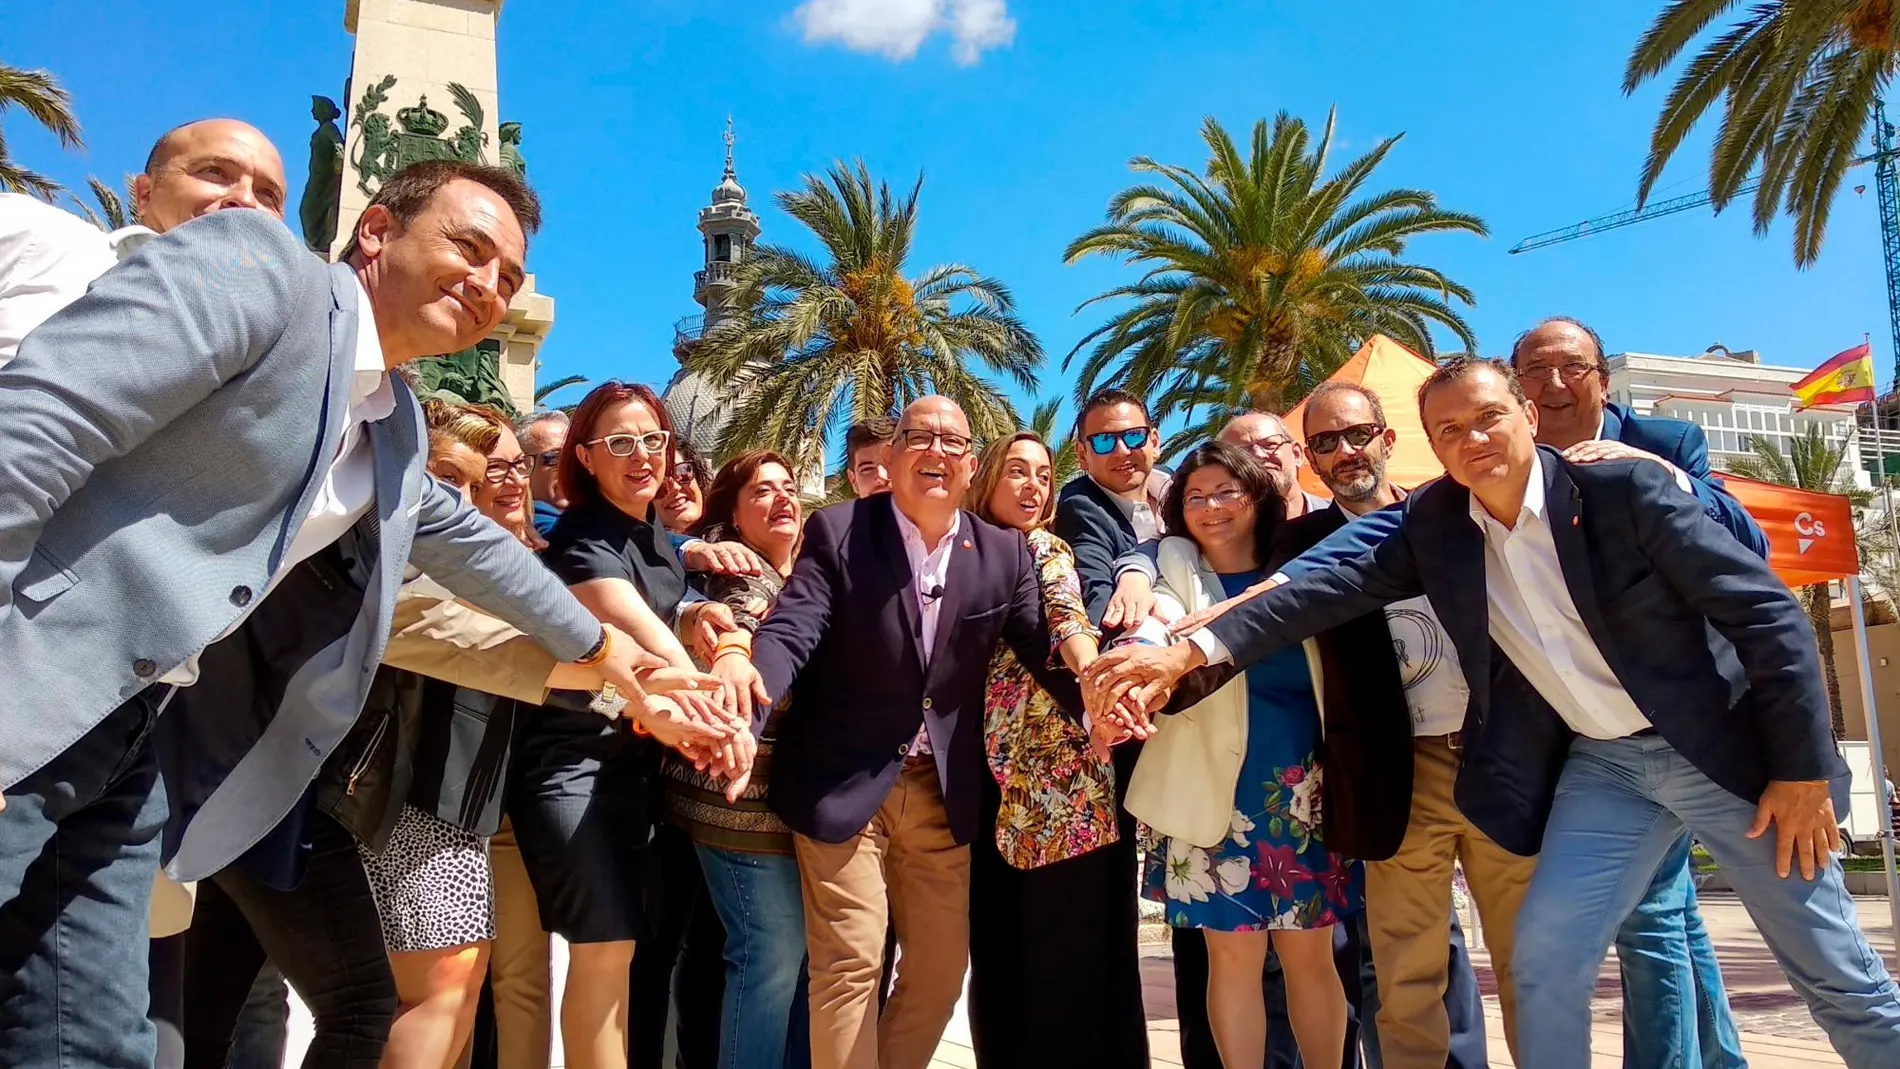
6;0;1896;424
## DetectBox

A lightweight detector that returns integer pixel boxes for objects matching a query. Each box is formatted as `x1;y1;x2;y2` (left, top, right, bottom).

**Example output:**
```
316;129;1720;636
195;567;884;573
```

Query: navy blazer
1053;476;1140;627
751;493;1083;845
1202;447;1841;856
1600;402;1768;557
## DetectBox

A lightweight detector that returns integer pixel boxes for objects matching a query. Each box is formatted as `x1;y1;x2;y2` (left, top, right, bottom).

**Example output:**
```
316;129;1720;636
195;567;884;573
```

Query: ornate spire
711;115;747;206
722;114;736;181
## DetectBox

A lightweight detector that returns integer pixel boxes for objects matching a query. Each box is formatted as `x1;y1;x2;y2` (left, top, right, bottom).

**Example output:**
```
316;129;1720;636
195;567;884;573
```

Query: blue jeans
1618;836;1747;1069
1514;736;1900;1069
0;693;169;1069
695;844;810;1069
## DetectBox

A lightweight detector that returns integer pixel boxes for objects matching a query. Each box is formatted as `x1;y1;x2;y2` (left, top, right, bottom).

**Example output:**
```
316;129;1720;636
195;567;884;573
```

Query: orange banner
1722;475;1860;587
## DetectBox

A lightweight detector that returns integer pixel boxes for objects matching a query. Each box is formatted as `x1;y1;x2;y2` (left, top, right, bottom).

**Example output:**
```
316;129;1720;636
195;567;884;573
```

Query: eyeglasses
1183;488;1250;512
664;464;699;487
1085;427;1153;456
585;431;671;458
484;457;532;484
1306;423;1385;456
1243;435;1295;457
896;428;974;457
532;449;562;470
1517;361;1603;385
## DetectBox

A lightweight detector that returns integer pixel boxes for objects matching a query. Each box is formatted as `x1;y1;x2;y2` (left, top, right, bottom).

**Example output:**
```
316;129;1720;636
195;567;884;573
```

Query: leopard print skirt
359;804;495;952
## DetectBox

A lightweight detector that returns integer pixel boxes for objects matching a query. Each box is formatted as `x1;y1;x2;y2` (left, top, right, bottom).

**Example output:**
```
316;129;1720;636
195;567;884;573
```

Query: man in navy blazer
730;396;1085;1069
1088;358;1900;1068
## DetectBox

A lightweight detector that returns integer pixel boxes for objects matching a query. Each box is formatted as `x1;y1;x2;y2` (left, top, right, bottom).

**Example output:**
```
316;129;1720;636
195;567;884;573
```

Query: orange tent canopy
1282;335;1445;497
1720;476;1859;587
1278;335;1859;590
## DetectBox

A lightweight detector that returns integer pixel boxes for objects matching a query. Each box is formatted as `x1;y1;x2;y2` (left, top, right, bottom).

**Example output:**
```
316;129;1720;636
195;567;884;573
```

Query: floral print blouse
981;527;1120;869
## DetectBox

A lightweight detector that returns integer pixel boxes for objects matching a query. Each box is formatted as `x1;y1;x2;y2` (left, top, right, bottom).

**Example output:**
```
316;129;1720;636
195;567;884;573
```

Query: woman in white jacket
1125;442;1363;1068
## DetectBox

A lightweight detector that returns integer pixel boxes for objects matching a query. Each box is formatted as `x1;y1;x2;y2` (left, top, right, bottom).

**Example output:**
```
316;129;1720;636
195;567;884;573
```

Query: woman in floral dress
962;432;1139;1069
1136;442;1364;1068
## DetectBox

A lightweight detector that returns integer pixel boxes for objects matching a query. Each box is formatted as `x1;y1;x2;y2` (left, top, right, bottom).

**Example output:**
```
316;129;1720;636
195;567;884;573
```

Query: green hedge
1844;856;1898;873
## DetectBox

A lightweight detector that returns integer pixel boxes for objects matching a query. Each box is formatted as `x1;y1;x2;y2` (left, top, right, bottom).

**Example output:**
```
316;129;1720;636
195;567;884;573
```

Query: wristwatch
574;627;612;667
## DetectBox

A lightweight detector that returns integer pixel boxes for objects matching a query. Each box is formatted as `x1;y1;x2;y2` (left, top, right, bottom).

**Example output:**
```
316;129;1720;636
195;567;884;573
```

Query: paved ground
285;892;1894;1067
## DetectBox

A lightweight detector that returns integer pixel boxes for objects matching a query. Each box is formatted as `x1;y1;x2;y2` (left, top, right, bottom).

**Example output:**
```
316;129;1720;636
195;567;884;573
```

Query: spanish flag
1791;342;1877;410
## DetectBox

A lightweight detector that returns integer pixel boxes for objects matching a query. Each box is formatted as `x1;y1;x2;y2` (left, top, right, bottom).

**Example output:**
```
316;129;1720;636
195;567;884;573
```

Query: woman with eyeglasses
657;450;813;1069
960;432;1132;1069
1126;442;1362;1069
510;382;749;1069
355;403;588;1069
628;432;729;1069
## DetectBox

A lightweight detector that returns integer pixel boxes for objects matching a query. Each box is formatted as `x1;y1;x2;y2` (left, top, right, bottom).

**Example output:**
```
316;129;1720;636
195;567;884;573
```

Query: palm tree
683;160;1040;475
533;374;588;407
1028;396;1081;489
0;63;83;200
69;175;136;231
1063;111;1485;447
1725;425;1873;736
1623;2;1897;267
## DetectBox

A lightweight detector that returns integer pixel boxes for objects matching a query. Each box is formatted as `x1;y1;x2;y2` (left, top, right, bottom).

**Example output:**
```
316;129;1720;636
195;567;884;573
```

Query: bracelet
713;646;751;664
573;628;613;667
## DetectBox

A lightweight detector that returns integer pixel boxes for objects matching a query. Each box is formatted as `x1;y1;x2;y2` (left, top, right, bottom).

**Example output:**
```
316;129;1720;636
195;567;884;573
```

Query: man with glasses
516;410;571;536
1220;411;1330;519
1044;388;1166;1064
713;396;1089;1069
1057;389;1163;625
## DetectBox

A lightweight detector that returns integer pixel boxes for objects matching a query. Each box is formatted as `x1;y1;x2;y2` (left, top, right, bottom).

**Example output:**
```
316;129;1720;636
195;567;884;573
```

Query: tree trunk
1807;584;1846;740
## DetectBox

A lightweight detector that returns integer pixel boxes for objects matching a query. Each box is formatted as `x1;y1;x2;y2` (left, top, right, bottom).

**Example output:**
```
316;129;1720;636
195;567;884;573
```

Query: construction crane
1510;100;1900;390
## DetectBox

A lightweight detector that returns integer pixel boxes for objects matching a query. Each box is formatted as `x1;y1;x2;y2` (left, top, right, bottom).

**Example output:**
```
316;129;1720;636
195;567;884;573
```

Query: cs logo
1795;511;1826;554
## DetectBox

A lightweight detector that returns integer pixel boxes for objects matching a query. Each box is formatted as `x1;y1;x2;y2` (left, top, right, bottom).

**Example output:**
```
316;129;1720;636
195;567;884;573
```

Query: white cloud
791;0;1016;66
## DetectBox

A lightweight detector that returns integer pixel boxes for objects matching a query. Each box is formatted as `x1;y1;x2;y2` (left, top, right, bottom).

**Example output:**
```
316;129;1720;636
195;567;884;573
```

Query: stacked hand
682;601;741;664
683;540;769;577
1080;640;1205;734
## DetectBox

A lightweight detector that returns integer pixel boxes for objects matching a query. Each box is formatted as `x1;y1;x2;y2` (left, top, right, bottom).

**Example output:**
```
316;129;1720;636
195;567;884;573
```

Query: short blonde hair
423;399;508;463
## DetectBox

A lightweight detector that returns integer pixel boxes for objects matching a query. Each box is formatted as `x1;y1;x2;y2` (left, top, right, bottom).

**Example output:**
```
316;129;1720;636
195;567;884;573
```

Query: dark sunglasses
1306;423;1385;456
532;449;562;469
1086;427;1153;456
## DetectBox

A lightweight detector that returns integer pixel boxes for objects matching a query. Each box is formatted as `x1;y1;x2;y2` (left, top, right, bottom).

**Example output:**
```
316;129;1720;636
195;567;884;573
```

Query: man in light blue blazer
0;159;671;1068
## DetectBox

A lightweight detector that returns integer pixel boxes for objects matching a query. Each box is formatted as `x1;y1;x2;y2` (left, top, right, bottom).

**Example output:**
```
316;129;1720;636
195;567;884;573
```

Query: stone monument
315;0;553;411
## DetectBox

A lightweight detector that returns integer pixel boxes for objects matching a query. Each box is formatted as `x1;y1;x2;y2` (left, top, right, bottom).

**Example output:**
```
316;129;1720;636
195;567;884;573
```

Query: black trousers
967;769;1150;1069
182;814;395;1069
628;824;725;1069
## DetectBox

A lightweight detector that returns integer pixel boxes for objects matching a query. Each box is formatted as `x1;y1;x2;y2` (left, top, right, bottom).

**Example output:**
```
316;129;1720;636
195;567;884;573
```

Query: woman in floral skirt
961;432;1135;1068
1131;442;1363;1068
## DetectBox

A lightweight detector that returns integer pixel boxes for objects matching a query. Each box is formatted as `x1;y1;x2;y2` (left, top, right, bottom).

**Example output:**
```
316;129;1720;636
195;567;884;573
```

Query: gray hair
514;409;570;448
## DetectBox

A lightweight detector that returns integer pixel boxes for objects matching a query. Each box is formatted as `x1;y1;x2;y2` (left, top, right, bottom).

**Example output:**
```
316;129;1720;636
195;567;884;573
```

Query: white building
1606;347;1875;489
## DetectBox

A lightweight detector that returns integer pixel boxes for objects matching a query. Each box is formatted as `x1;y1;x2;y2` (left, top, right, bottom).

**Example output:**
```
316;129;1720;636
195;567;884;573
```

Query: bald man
1220;411;1330;519
713;397;1091;1069
0;118;288;368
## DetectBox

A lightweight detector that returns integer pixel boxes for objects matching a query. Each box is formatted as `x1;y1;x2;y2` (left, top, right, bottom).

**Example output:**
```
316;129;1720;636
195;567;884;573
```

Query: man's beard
1325;458;1385;503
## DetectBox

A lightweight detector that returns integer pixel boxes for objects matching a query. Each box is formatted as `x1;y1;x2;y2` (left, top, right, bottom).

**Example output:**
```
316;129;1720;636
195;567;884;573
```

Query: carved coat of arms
350;75;490;195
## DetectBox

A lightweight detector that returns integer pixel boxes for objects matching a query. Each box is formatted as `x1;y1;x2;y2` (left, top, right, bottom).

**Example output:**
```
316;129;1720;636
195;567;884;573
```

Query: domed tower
665;119;761;454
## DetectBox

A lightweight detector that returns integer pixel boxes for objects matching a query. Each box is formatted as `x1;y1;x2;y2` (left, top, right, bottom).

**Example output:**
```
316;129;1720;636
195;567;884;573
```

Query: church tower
665;120;760;454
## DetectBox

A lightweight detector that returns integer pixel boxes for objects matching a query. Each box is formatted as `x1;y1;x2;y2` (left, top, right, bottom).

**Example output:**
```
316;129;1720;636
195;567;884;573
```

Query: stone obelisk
330;0;552;410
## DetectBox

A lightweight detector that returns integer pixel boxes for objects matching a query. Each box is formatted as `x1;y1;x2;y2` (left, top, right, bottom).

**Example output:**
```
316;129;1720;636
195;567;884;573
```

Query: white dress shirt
159;275;396;684
1105;488;1160;542
1469;453;1651;739
0;193;138;368
893;506;961;755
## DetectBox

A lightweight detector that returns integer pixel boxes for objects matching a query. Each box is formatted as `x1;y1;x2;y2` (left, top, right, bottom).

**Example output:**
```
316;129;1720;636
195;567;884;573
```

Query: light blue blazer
0;209;600;879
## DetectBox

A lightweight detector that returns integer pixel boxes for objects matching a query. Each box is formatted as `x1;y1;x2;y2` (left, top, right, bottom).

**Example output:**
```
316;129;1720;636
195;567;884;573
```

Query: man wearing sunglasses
1057;389;1163;626
516;410;571;536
